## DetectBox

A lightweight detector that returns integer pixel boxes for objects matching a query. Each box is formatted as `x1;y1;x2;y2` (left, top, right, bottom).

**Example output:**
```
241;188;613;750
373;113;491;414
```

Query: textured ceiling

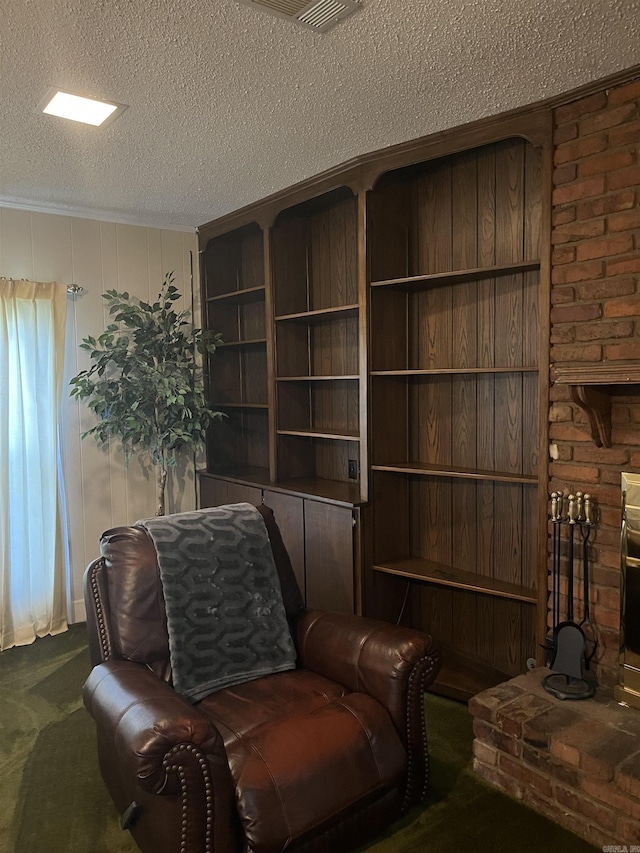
1;0;639;231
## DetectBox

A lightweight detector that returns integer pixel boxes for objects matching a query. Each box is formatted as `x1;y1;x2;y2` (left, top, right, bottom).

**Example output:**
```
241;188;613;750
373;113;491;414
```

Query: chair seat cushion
200;669;406;853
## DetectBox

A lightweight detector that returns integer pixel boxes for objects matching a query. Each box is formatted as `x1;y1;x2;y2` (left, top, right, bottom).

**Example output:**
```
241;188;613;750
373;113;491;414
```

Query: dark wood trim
213;402;269;409
371;367;538;376
362;110;551;190
372;558;538;603
371;260;540;290
552;363;640;384
215;338;266;348
431;650;511;702
206;285;265;303
198;64;640;247
197;113;548;244
200;467;270;486
199;177;364;245
371;462;537;484
353;506;363;615
278;427;360;440
263;225;277;482
274;478;363;505
538;63;640;112
552;363;640;448
199;470;364;507
536;109;554;662
569;385;613;448
357;191;369;503
276;374;360;381
275;304;358;322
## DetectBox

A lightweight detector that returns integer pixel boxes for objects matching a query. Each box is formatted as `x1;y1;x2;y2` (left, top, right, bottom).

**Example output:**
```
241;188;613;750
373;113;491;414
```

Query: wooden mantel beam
552;363;640;448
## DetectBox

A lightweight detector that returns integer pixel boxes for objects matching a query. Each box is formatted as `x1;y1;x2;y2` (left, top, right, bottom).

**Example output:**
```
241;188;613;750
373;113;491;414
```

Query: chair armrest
296;610;441;809
83;558;115;666
83;660;232;797
297;610;441;737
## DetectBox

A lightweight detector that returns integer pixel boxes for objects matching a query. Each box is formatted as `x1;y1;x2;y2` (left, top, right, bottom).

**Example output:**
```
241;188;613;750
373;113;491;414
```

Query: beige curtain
0;279;68;650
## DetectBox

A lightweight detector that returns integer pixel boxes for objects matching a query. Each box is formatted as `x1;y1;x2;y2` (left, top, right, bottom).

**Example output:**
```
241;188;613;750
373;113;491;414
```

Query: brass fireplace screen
616;472;640;708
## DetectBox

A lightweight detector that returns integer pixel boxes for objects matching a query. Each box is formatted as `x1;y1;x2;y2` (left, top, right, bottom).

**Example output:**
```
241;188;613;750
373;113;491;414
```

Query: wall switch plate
348;459;358;480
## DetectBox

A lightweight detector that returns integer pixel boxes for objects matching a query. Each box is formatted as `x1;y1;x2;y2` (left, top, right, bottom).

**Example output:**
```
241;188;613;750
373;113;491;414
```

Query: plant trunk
156;463;168;516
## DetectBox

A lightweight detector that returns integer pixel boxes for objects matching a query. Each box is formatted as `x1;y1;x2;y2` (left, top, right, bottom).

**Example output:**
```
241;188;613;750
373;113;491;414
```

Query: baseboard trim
69;598;86;624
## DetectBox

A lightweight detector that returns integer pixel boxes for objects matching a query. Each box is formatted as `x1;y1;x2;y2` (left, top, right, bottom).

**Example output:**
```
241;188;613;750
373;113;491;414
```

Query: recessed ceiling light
39;88;127;127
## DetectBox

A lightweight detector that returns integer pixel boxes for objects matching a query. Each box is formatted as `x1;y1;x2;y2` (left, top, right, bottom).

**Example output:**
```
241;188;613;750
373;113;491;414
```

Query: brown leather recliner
83;504;441;853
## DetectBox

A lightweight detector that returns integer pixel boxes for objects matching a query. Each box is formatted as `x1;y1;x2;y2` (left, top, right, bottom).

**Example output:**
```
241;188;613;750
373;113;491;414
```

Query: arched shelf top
366;113;550;194
198;108;551;246
272;184;356;225
200;219;263;254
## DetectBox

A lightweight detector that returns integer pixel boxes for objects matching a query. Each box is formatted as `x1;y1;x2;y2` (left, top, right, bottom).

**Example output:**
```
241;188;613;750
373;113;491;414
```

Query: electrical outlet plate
348;459;358;479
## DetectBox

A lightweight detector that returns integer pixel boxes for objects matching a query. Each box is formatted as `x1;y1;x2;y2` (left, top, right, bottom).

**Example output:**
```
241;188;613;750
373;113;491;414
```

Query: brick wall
470;673;640;848
549;77;640;688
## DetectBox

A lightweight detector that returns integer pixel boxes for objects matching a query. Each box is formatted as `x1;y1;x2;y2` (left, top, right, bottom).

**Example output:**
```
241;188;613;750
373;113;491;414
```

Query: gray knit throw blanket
138;503;296;702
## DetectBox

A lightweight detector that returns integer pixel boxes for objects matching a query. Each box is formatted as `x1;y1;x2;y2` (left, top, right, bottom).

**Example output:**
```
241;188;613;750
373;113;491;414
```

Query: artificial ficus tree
70;272;223;516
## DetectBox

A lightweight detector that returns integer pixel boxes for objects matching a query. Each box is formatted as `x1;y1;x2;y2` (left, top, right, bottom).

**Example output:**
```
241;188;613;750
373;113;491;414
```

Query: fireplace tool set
543;491;598;701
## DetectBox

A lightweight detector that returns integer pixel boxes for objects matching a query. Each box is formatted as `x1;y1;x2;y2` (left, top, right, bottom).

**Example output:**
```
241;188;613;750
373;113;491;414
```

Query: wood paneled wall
0;206;198;621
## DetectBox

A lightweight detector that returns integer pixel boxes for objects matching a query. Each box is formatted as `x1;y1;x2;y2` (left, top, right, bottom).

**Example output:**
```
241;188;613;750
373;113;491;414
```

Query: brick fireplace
549;75;640;690
471;74;640;845
470;673;640;847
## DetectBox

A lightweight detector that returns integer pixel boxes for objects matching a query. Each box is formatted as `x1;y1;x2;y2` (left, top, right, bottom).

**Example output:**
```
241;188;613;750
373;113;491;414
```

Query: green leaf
69;272;224;477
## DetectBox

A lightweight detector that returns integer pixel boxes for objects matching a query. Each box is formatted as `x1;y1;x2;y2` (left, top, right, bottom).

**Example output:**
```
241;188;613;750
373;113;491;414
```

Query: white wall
0;206;199;621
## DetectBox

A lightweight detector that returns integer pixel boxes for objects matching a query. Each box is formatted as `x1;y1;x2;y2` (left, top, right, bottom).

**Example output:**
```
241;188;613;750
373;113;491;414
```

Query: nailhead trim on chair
90;560;112;662
163;743;214;853
402;650;440;811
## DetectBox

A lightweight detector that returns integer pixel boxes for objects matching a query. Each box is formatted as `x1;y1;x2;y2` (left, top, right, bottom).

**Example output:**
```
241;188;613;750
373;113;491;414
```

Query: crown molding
0;198;196;233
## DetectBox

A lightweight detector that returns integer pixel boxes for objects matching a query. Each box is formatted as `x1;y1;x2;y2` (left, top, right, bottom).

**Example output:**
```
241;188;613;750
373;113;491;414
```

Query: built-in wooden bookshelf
367;136;545;694
198;114;551;697
272;188;364;497
202;222;269;475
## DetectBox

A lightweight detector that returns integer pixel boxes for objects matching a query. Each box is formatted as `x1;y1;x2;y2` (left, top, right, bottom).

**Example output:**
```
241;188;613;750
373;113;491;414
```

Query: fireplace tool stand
543;491;598;701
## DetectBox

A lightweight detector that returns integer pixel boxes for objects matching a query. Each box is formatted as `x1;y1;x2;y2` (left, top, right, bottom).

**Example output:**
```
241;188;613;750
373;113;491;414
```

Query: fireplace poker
550;492;558;630
567;493;578;622
544;491;564;666
550;491;562;628
581;494;591;623
579;494;598;667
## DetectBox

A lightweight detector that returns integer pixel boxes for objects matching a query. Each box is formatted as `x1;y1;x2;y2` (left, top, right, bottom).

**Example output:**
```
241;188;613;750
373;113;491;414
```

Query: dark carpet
0;624;597;853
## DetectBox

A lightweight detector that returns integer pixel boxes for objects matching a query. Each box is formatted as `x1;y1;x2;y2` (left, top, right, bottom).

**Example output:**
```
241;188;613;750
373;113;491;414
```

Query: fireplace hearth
470;670;640;847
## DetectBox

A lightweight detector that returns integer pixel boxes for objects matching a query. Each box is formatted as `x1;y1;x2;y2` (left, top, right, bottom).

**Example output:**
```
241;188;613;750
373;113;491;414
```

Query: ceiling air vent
239;0;361;32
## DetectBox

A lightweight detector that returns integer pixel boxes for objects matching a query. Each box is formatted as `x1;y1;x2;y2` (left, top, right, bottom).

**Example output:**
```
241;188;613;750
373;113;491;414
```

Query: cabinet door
226;482;262;506
304;500;354;613
199;476;262;508
199;476;229;507
263;489;306;601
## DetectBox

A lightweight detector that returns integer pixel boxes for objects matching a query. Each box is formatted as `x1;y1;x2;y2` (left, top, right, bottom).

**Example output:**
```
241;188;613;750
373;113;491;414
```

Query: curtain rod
1;276;84;294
